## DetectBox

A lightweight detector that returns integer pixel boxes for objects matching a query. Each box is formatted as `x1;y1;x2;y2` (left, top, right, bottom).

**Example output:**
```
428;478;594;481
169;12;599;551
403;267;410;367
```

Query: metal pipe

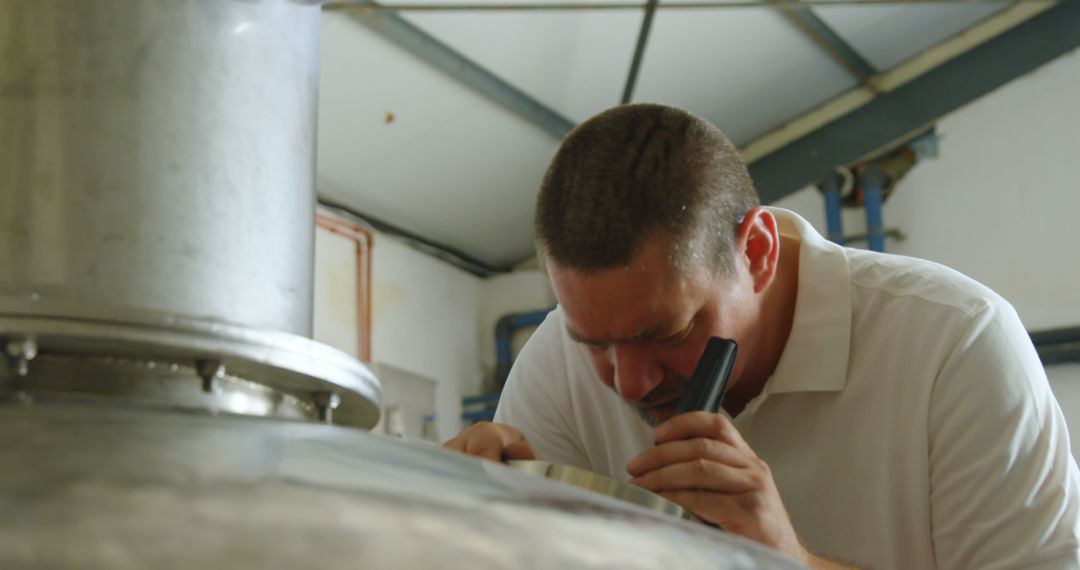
316;213;374;363
495;309;552;387
820;172;846;246
861;165;887;253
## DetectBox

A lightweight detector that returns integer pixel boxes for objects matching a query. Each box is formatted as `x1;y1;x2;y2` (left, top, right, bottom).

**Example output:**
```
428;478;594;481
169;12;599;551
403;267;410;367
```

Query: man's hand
442;421;537;463
627;412;807;563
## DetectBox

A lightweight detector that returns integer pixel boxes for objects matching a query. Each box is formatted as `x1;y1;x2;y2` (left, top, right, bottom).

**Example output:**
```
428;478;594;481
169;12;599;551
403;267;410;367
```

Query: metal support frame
1031;327;1080;366
777;4;878;82
748;1;1080;204
621;0;660;104
341;1;576;140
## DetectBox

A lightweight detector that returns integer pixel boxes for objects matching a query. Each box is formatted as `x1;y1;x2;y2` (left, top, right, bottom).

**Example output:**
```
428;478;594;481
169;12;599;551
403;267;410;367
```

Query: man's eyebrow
565;326;605;346
565;323;668;346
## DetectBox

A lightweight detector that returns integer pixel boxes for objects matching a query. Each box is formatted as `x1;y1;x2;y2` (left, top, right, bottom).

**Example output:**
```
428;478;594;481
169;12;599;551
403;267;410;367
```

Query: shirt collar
757;207;852;399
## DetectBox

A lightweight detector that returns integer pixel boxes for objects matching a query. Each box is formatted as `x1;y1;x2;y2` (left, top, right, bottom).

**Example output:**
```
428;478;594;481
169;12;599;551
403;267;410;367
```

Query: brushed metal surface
0;401;804;569
508;460;687;519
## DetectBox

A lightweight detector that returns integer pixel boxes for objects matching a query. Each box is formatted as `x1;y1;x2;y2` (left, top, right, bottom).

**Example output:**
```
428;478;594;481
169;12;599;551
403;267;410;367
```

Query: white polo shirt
496;208;1080;569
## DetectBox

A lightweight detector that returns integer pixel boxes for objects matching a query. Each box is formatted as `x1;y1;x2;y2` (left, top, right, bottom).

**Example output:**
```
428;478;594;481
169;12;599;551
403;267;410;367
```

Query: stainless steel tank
0;401;802;569
0;1;801;567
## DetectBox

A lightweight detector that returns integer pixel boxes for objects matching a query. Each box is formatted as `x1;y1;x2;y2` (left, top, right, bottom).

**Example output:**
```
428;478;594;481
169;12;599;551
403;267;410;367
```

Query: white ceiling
316;1;1010;270
814;2;1008;70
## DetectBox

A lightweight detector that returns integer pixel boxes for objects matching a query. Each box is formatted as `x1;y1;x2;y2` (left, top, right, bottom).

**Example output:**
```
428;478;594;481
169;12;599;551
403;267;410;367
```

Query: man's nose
610;344;664;401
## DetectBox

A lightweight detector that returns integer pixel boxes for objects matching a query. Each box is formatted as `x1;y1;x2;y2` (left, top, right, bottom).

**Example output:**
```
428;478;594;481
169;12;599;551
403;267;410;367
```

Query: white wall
313;226;360;356
368;235;485;441
312;216;485;441
774;46;1080;443
312;211;557;438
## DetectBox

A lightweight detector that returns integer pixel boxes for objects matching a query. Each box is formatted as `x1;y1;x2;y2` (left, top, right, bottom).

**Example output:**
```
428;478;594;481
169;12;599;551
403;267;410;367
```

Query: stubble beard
619;375;689;428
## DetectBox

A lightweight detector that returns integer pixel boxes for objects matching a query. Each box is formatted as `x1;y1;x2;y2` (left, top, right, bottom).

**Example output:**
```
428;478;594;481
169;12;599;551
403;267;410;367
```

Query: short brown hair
535;104;760;275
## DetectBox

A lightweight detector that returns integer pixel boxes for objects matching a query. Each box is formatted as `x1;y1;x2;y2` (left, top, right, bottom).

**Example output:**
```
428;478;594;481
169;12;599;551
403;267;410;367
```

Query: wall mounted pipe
495;308;553;387
860;165;887;253
316;213;374;363
819;171;846;246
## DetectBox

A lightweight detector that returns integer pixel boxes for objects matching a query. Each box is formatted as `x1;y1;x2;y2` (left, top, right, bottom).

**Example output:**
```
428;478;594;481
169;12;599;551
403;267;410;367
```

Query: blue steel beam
779;5;878;81
749;1;1080;204
341;1;576;140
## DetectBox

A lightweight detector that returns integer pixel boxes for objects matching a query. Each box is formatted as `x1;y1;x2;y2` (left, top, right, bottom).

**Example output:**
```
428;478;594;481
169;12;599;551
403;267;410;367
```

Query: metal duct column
0;0;380;428
0;0;317;335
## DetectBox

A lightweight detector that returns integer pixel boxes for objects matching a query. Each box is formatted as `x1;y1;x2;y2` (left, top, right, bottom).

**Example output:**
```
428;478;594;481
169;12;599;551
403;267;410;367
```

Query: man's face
547;240;758;427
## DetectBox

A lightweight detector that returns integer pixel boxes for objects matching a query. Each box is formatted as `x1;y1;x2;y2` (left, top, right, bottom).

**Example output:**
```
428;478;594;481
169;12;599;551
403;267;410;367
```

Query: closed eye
657;321;694;346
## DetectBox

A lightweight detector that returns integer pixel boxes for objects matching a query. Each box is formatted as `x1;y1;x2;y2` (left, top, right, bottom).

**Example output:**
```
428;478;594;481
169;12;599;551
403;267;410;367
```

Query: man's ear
735;208;780;294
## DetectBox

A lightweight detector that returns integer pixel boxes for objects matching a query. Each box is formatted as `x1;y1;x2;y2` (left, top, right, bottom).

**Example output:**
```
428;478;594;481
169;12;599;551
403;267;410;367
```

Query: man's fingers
631;459;758;493
502;440;538;461
654;411;748;449
627;437;750;477
442;435;466;453
658;490;751;527
464;432;506;462
442;422;536;463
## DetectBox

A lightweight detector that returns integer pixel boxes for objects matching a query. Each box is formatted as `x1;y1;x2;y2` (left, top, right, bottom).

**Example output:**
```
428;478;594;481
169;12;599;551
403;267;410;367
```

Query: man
445;104;1080;568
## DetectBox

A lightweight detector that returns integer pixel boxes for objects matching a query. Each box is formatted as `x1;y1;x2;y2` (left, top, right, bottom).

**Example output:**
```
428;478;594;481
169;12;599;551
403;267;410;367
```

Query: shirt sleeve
494;309;592;470
928;301;1080;569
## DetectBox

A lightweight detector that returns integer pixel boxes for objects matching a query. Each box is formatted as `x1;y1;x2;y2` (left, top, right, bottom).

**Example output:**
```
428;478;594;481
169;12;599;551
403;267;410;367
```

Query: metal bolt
4;336;38;378
195;359;225;394
311;391;341;424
